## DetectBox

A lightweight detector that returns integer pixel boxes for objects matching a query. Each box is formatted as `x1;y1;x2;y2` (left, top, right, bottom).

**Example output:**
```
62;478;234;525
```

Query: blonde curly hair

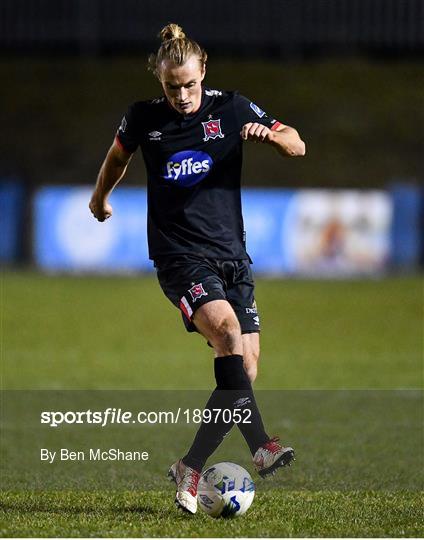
148;23;207;79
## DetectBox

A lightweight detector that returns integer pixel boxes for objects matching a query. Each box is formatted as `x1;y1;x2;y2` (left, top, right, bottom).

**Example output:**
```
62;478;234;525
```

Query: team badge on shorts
202;119;225;141
189;283;208;302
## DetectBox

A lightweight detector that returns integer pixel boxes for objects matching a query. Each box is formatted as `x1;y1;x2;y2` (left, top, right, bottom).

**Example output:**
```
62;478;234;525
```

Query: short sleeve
115;103;140;153
233;93;283;131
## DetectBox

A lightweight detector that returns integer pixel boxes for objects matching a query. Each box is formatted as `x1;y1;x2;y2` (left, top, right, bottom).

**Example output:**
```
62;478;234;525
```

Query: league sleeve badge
250;102;266;118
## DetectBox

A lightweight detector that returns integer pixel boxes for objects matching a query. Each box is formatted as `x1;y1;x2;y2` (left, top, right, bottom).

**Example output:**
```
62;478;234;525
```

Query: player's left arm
241;122;306;157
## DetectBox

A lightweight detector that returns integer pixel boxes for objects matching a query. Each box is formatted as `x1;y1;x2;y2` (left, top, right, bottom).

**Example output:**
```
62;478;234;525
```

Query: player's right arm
90;102;142;221
89;139;133;222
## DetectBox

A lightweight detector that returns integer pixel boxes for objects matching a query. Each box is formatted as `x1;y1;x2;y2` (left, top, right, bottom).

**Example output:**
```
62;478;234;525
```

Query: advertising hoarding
34;187;392;276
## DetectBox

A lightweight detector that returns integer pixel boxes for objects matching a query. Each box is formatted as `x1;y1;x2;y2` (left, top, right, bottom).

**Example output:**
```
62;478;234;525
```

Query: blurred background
1;0;423;275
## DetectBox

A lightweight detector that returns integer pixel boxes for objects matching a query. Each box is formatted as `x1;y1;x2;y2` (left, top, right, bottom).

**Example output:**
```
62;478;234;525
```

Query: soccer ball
197;462;255;518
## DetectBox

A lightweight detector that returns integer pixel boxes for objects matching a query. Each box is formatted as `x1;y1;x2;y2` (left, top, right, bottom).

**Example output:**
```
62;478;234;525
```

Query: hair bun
159;23;185;42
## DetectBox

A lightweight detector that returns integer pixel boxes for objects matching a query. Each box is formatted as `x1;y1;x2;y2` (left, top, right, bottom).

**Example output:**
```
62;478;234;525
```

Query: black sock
214;355;269;455
182;386;233;472
182;355;269;471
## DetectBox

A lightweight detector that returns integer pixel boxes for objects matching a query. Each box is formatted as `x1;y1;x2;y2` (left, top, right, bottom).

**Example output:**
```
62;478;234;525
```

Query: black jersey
116;88;282;261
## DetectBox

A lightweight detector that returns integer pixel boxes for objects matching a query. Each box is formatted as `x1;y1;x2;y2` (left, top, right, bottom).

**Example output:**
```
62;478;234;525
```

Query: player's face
159;55;206;115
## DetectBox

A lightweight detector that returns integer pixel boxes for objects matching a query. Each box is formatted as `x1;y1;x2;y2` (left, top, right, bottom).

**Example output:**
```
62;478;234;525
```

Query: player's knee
212;316;242;355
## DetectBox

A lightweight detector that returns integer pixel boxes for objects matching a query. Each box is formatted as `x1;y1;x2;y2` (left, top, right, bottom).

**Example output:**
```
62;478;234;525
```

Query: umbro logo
148;131;162;141
233;397;251;408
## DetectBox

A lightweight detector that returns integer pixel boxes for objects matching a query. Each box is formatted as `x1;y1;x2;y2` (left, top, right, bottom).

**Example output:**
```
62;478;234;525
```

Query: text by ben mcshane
40;448;149;463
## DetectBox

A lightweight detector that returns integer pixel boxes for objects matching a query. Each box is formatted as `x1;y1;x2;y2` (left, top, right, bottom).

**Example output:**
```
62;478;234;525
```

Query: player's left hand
240;122;273;143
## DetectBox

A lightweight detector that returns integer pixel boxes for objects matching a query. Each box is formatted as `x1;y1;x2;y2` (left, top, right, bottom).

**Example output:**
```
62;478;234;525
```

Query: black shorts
155;255;260;334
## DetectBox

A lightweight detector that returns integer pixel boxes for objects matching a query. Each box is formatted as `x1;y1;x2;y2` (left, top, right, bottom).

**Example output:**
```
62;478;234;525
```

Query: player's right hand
89;196;113;222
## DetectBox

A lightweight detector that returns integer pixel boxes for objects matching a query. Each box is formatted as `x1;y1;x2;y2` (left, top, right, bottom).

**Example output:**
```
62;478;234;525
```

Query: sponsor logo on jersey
188;283;208;302
202;119;225;142
250;102;266;118
253;315;260;326
148;130;162;141
163;150;213;187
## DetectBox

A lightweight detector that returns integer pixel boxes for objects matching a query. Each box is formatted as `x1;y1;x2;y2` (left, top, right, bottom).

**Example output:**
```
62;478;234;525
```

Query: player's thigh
156;256;225;330
193;300;243;356
242;332;260;383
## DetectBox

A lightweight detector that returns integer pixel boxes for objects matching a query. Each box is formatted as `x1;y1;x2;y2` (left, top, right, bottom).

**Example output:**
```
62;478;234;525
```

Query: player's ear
200;64;206;81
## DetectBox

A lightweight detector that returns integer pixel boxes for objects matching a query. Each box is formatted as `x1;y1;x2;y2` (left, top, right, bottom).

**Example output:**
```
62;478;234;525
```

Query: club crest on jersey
202;119;224;142
189;283;208;302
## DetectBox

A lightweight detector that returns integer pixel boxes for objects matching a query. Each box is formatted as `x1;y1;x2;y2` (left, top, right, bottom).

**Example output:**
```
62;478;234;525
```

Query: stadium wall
1;0;423;56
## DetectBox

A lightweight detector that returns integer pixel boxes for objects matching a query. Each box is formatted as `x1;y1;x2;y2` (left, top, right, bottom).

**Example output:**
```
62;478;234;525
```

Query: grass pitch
1;272;423;537
1;491;423;538
3;273;421;389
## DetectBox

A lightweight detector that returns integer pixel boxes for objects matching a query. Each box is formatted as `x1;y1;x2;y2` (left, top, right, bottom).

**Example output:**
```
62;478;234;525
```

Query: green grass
1;272;423;536
1;491;423;537
2;273;422;389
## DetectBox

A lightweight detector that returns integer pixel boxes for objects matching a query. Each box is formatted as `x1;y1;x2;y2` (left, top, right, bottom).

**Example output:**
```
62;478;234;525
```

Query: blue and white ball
197;462;255;518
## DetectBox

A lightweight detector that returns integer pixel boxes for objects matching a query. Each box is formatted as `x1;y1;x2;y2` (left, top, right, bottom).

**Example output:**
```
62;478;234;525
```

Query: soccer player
89;23;305;514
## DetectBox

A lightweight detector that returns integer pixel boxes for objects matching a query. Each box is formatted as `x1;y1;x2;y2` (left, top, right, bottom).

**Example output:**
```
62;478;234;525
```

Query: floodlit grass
1;490;422;537
2;273;422;389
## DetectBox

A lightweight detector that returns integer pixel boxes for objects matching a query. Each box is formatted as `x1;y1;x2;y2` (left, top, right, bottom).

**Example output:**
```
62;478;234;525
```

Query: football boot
168;459;200;514
253;436;295;478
